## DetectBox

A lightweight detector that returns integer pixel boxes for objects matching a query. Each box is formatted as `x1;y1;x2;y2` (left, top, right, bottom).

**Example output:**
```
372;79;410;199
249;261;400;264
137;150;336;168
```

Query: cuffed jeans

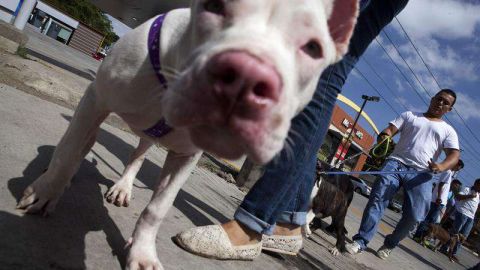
352;159;433;249
234;0;410;235
413;202;446;239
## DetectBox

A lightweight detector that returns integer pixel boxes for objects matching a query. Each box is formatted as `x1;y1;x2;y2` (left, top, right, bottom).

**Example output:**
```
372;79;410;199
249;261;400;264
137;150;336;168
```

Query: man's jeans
413;202;446;239
441;210;474;255
234;0;410;235
352;159;433;250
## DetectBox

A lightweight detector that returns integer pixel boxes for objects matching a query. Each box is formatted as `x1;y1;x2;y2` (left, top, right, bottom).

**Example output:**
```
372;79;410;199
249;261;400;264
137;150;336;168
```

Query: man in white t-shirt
346;89;460;259
413;160;464;241
440;179;480;261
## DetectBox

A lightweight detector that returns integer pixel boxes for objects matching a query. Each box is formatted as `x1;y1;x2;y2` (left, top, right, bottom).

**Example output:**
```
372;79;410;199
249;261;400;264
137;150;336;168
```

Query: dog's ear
326;0;359;61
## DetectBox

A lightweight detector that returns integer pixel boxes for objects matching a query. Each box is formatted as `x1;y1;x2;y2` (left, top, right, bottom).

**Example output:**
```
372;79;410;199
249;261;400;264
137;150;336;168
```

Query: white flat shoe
262;234;303;255
175;225;262;260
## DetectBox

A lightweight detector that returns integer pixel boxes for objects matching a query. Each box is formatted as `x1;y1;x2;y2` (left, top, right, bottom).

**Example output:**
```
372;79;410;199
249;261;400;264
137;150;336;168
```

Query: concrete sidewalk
0;84;314;270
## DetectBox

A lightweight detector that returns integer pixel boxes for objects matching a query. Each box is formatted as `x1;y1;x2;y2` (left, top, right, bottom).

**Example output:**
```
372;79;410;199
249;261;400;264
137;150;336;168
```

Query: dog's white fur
17;1;358;269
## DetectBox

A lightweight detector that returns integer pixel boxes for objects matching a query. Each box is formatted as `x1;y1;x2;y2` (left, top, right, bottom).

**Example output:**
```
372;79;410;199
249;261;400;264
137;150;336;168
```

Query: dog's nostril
220;68;237;84
253;82;270;99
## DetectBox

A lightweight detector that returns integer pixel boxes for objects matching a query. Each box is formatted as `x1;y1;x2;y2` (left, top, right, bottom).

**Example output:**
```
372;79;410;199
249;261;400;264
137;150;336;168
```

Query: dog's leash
320;170;431;176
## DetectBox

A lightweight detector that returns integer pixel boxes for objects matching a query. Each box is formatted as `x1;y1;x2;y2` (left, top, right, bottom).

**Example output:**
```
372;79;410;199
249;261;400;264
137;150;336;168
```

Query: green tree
43;0;119;46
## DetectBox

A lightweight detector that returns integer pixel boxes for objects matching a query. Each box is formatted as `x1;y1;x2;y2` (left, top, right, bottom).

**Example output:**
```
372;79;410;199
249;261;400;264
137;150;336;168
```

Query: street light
334;94;380;168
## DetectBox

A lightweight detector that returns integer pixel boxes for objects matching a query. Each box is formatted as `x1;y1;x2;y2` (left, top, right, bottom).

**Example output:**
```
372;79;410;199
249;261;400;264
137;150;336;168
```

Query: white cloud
452;92;480;121
396;0;480;40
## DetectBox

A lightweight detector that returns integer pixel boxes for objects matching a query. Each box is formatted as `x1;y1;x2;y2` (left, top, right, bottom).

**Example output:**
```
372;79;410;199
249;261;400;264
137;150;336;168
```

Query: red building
318;105;375;172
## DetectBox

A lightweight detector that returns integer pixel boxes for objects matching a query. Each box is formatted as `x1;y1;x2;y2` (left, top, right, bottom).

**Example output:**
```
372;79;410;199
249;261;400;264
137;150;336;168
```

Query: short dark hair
452;179;462;185
437;88;457;106
457;159;464;169
474;179;480;186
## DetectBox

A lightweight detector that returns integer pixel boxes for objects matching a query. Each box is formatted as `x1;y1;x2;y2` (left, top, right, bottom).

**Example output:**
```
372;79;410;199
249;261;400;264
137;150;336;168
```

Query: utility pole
334;95;380;168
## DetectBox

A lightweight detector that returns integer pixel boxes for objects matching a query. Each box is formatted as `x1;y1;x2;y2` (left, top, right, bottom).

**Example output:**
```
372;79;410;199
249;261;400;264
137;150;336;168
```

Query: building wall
36;1;79;29
329;104;375;170
68;23;104;55
0;0;20;23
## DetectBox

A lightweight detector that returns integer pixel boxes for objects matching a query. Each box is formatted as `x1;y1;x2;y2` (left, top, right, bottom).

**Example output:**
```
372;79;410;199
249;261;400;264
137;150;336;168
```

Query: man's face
451;183;461;192
453;163;463;172
427;92;455;118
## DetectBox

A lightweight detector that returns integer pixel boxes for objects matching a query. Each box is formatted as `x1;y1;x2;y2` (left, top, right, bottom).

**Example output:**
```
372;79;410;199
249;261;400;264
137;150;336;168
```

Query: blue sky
106;14;132;37
106;1;480;186
339;0;480;186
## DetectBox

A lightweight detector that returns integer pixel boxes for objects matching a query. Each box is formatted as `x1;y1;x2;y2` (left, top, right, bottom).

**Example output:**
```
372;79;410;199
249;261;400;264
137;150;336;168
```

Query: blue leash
321;170;431;175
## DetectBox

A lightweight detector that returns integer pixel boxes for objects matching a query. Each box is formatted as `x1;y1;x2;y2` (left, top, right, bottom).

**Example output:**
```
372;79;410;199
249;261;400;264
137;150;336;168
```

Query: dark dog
422;223;466;261
304;162;354;255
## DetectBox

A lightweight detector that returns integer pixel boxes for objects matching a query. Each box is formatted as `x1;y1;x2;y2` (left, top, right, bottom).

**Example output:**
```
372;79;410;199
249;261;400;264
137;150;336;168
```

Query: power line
374;37;429;106
373;31;480;169
353;66;401;116
390;19;480;149
389;19;480;169
362;58;410;112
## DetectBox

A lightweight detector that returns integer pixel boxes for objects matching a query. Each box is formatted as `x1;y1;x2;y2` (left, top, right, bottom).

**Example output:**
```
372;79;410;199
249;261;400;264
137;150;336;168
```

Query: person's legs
383;171;433;249
235;0;410;237
349;159;402;250
452;215;474;255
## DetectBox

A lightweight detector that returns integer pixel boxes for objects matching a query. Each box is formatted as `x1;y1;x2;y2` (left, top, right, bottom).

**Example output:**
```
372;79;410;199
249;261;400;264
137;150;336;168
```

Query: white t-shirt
455;187;480;219
432;170;453;205
389;111;459;170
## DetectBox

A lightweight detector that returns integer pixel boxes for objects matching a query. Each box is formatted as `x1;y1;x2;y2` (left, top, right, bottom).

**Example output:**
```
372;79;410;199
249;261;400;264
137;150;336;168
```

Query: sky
104;0;480;186
338;0;480;186
106;14;132;37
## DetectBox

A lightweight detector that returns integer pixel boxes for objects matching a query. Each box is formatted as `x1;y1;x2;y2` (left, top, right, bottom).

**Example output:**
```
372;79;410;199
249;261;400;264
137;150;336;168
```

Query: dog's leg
17;84;109;215
303;210;316;238
330;209;347;256
126;150;202;270
105;137;153;207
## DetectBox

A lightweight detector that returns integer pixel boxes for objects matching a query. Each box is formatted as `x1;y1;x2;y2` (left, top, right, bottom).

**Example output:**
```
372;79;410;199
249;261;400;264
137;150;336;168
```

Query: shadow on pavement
4;145;127;269
26;48;97;81
3;114;232;269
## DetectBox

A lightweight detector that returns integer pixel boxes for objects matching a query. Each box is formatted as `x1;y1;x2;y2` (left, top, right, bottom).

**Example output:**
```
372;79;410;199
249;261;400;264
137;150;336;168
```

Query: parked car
388;199;403;213
350;176;371;197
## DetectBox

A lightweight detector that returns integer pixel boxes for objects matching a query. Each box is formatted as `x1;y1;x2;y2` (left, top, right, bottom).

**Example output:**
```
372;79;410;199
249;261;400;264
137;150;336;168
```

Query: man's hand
428;159;445;174
435;198;442;205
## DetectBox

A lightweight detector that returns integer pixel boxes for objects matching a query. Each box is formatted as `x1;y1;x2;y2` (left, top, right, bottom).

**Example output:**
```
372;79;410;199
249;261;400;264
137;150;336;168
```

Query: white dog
17;1;358;269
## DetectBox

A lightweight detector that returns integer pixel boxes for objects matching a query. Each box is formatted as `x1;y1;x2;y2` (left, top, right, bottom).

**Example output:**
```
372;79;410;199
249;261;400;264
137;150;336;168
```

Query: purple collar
143;14;173;138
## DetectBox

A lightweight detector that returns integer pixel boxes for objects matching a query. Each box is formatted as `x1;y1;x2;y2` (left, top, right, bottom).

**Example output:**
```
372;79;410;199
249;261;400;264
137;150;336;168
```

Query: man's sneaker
345;241;362;255
377;245;393;260
449;254;459;263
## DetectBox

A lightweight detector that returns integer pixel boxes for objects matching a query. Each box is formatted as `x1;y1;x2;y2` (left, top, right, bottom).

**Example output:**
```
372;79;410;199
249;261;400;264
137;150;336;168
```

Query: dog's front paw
17;173;65;216
303;224;312;238
126;238;164;270
329;247;340;256
105;180;133;207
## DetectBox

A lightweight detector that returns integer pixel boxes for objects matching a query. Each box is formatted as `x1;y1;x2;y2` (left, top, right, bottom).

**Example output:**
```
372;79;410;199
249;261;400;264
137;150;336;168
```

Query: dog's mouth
187;119;284;164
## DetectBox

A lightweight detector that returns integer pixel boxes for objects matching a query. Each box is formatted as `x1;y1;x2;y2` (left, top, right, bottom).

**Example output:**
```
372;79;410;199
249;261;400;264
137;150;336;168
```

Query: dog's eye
204;0;225;15
301;40;323;59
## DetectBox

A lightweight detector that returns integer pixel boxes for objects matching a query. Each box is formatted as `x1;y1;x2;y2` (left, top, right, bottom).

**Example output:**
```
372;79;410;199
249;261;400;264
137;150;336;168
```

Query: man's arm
455;193;478;201
377;124;399;143
436;182;445;205
428;148;460;173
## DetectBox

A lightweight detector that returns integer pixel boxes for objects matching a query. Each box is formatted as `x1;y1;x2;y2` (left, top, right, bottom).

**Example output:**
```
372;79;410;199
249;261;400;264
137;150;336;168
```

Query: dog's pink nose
208;51;281;119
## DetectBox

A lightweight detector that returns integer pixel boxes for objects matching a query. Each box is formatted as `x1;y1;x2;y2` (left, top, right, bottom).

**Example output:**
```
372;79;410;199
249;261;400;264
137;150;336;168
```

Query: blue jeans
234;0;410;235
413;202;446;238
352;159;433;249
441;210;474;255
